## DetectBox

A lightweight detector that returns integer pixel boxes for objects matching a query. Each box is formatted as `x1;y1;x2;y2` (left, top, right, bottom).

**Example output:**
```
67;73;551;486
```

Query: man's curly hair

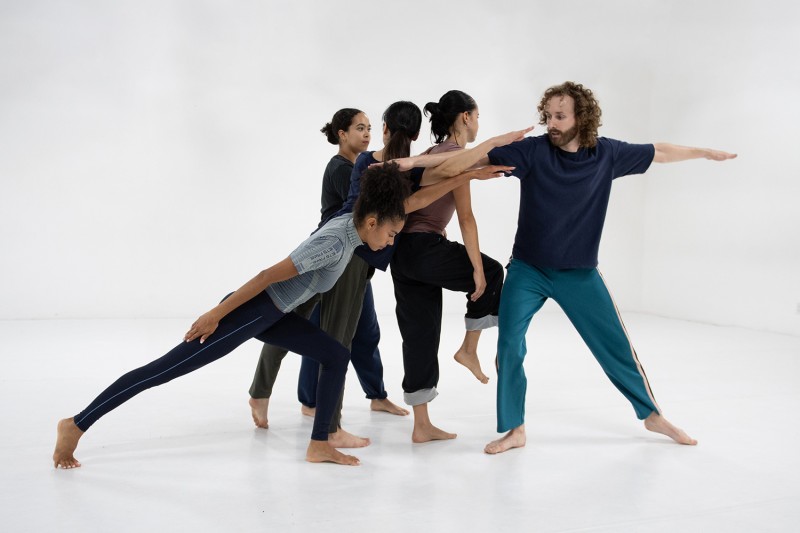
537;82;603;148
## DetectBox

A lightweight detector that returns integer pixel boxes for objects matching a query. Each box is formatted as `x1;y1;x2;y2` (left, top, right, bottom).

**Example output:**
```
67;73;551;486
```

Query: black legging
73;291;349;441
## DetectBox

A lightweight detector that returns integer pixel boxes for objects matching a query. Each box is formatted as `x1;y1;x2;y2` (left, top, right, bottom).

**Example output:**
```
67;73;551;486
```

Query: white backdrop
1;0;798;336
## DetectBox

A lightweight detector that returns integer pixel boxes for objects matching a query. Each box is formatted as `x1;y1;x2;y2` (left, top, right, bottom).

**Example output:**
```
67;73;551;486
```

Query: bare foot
644;413;697;445
249;397;269;429
454;348;489;384
370;398;410;416
53;418;84;469
484;425;526;454
305;440;360;466
327;428;371;448
300;404;316;418
412;422;457;443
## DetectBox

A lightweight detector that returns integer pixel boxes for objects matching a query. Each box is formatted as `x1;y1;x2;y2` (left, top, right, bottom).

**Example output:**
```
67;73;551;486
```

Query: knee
326;346;350;373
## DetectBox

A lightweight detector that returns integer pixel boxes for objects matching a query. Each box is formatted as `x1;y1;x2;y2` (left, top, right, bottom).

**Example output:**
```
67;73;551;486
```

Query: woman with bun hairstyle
251;100;514;449
248;109;408;432
53;163;413;469
390;90;505;443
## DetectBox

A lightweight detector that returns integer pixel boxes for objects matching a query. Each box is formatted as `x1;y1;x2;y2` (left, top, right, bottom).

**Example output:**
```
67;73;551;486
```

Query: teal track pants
496;259;660;432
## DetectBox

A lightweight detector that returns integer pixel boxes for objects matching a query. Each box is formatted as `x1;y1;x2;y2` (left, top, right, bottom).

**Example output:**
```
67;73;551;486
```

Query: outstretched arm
385;127;532;185
653;143;737;163
184;257;299;343
404;165;514;214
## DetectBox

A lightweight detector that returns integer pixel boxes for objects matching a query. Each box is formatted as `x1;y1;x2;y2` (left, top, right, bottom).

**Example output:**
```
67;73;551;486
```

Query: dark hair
424;90;477;144
320;108;363;145
353;162;411;226
382;101;422;162
537;82;602;148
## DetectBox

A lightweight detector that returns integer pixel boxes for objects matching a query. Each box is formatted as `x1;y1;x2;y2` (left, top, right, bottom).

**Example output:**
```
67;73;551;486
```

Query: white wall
639;1;800;336
1;1;797;336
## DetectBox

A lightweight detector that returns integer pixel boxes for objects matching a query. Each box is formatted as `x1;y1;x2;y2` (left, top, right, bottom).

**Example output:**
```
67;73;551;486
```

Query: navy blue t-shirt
326;151;422;271
488;135;655;269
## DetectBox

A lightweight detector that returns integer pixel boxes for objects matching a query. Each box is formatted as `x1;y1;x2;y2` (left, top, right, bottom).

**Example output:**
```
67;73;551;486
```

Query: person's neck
559;137;581;153
445;130;468;148
338;146;360;164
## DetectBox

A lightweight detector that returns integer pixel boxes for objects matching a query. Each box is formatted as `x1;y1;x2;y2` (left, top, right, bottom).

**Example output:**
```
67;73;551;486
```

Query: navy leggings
297;281;387;407
73;291;349;441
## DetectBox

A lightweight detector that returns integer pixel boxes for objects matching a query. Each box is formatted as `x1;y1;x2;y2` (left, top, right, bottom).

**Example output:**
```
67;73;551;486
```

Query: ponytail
381;101;422;161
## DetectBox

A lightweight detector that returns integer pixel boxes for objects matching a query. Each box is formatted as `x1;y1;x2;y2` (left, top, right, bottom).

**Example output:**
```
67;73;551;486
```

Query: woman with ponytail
390;90;505;443
248;108;409;432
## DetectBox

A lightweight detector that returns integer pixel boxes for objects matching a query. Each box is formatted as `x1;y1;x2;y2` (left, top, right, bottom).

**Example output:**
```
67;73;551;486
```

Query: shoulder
355;151;376;168
489;134;544;162
429;140;463;155
597;136;654;156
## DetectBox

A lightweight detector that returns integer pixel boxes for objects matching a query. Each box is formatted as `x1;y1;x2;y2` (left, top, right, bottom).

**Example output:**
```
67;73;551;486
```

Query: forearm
459;217;484;275
423;139;496;182
653;143;737;163
209;258;298;320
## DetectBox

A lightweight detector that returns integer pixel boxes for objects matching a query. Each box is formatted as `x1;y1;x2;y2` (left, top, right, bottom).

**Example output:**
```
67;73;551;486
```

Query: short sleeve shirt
488;135;655;269
266;213;364;312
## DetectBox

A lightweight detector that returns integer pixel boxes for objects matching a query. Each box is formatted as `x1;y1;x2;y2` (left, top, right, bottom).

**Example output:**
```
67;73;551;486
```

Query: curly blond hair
537;82;603;148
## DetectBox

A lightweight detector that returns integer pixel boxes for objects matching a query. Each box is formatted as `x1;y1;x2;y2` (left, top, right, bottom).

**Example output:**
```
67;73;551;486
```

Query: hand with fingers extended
184;310;221;344
704;149;737;161
490;126;535;148
470;165;515;181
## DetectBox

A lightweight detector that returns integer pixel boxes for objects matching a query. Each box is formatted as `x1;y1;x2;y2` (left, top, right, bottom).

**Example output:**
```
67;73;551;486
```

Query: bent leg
249;295;318;399
319;256;369;434
296;303;321;408
257;311;349;442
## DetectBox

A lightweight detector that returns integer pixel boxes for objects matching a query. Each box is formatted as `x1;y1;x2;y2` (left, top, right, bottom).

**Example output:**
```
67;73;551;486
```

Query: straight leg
553;268;660;420
495;259;550;432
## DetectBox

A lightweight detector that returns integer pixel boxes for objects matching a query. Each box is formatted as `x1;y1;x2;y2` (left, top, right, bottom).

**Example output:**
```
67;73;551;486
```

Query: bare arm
404;165;514;214
653;143;737;163
184;257;299;343
452;183;486;302
387;127;533;185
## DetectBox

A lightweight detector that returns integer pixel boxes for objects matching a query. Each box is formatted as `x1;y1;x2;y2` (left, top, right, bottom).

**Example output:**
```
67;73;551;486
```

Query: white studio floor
1;308;799;533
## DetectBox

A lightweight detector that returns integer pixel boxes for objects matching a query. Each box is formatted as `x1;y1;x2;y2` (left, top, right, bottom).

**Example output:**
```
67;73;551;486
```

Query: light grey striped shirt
266;213;363;312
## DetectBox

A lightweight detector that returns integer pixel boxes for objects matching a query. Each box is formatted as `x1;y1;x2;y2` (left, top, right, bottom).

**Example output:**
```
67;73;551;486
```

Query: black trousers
390;232;503;399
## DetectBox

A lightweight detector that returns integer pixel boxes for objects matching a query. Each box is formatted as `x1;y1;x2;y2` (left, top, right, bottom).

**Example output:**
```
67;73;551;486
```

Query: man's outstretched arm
653;143;737;163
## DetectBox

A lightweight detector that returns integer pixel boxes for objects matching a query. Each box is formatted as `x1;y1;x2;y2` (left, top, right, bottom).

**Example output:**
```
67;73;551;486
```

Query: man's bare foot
412;422;457;443
249;397;269;429
300;404;316;417
53;418;84;469
484;425;526;454
370;398;410;416
305;440;360;466
644;413;697;445
327;428;370;448
454;348;489;384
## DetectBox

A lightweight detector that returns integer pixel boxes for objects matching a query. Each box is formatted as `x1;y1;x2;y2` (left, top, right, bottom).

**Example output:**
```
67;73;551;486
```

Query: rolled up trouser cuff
465;314;498;331
404;387;438;406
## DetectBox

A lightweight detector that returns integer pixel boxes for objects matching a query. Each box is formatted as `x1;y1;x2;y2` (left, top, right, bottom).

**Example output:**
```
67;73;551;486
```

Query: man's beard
548;125;579;147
